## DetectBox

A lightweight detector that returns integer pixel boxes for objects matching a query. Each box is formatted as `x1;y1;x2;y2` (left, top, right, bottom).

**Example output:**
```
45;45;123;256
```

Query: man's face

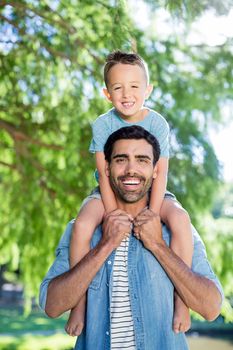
106;139;157;203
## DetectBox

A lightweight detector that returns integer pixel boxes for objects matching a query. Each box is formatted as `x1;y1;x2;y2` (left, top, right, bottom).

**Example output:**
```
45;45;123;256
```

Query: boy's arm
149;157;168;214
96;151;117;213
69;199;105;267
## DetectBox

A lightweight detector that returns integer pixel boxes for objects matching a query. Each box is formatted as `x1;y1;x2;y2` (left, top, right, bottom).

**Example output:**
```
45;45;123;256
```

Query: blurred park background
0;0;233;349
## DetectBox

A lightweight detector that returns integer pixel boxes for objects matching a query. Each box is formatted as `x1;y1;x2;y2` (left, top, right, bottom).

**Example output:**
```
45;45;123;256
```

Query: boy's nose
122;87;131;97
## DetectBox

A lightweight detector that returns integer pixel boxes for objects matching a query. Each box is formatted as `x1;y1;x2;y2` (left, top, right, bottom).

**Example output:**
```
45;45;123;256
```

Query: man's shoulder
56;219;102;250
56;219;75;249
162;223;202;245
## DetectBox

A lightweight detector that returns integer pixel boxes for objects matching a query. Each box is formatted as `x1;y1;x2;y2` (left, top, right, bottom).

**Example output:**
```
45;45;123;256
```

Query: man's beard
109;174;153;203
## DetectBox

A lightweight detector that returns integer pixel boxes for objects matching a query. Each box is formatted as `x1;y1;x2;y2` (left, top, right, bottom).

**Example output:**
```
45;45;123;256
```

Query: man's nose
125;160;136;175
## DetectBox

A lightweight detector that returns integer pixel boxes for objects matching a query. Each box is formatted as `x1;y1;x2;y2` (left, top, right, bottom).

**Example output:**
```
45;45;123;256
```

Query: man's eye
138;158;147;163
116;158;126;163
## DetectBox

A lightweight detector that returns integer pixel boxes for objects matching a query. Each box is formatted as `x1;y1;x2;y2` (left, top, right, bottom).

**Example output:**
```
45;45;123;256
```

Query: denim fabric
39;221;223;350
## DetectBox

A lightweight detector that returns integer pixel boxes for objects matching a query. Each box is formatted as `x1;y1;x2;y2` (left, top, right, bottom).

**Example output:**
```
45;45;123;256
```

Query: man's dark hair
104;126;160;166
104;50;149;87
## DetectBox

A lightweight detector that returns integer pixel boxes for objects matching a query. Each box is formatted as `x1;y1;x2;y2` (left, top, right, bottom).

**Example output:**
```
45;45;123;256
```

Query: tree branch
0;160;18;170
0;118;63;150
0;2;103;65
1;1;77;36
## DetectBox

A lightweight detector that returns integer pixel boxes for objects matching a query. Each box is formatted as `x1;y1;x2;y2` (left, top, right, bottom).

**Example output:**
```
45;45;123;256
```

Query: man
40;126;223;350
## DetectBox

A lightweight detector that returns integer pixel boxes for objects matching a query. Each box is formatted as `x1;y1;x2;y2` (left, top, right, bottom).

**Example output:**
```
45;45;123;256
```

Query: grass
0;306;67;334
188;336;233;350
0;305;75;350
0;334;74;350
1;306;233;350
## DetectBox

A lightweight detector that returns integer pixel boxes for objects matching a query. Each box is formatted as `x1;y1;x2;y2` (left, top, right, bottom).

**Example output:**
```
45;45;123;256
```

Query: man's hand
102;209;133;249
133;208;165;250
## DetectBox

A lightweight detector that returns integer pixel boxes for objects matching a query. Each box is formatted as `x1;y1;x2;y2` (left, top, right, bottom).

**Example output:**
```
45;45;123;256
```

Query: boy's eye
132;85;138;88
114;86;121;91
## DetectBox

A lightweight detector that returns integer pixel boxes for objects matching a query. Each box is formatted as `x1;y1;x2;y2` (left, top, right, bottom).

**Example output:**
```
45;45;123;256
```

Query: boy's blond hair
104;50;149;87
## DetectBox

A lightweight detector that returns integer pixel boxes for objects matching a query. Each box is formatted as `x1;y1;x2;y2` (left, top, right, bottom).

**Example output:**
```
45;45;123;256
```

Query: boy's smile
103;63;153;122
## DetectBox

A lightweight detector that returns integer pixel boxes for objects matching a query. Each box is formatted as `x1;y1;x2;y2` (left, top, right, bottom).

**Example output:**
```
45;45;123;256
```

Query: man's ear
152;164;158;179
103;88;112;102
145;84;153;99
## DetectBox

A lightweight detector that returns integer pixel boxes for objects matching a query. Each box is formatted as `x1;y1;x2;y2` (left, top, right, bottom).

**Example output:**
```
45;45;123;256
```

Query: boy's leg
65;198;105;336
160;198;193;333
65;295;86;337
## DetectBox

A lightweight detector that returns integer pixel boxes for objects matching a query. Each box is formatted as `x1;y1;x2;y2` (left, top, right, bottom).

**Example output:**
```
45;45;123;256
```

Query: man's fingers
105;209;127;218
133;225;142;240
134;210;161;227
105;209;133;223
134;209;157;222
134;219;148;226
139;208;155;216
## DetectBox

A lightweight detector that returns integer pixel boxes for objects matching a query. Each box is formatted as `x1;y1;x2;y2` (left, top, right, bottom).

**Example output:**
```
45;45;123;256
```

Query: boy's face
103;63;153;121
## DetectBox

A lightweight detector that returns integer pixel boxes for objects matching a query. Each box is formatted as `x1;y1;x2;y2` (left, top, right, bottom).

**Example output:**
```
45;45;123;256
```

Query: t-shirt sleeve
151;115;170;158
89;116;111;153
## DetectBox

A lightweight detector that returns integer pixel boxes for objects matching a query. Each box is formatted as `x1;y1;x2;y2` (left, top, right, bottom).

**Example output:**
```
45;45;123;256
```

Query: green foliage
0;0;133;301
212;183;233;218
199;216;233;322
0;334;74;350
144;0;233;19
0;0;233;320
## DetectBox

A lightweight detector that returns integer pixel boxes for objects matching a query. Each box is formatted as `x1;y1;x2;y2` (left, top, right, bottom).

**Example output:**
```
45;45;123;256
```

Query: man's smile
118;175;145;191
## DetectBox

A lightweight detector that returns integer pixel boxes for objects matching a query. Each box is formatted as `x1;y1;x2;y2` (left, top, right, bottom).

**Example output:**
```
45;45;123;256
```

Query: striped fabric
110;237;136;349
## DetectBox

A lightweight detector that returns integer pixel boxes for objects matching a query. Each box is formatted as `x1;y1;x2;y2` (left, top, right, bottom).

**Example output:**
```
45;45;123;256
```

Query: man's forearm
45;239;114;318
150;241;222;320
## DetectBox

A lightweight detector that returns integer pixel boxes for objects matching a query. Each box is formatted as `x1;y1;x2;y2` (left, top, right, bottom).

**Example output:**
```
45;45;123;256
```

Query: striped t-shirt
110;237;136;349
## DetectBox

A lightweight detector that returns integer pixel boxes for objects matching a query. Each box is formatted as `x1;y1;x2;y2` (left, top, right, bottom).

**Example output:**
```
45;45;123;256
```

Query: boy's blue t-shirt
89;108;170;158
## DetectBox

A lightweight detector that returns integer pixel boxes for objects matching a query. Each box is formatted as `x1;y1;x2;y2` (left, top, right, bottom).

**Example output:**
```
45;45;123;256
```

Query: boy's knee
162;199;190;225
73;219;88;236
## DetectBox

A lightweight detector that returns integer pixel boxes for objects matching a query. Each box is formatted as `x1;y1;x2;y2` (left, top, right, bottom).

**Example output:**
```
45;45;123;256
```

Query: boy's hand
133;208;165;250
102;209;133;249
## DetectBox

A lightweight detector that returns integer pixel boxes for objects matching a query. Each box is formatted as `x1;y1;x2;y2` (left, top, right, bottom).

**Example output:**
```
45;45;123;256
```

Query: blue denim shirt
39;220;223;350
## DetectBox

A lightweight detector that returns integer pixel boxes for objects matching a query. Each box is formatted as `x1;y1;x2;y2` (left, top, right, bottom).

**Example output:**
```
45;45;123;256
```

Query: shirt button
106;331;109;335
107;260;112;265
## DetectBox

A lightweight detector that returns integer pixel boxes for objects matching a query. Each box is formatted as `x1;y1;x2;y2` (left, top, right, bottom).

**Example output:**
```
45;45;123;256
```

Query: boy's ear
103;88;112;102
145;84;153;99
105;162;110;177
152;164;157;179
